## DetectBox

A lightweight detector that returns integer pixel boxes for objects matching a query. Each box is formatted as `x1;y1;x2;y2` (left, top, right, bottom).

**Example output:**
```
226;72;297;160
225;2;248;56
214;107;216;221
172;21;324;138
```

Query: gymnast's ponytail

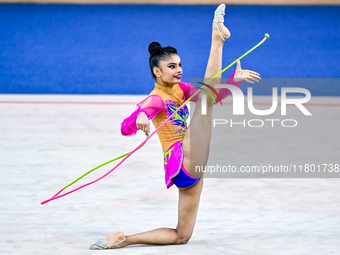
148;42;178;80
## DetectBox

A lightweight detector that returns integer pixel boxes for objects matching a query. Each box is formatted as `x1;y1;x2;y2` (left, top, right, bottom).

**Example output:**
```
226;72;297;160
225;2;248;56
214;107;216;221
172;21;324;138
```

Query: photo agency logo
193;79;312;128
190;78;340;178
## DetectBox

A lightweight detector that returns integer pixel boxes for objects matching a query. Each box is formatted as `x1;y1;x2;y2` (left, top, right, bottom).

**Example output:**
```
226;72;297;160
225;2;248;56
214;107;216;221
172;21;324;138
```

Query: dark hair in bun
148;41;178;80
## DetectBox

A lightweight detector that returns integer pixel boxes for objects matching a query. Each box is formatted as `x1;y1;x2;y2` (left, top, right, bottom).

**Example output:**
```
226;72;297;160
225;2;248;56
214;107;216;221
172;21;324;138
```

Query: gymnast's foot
213;4;231;42
107;232;126;248
90;231;126;249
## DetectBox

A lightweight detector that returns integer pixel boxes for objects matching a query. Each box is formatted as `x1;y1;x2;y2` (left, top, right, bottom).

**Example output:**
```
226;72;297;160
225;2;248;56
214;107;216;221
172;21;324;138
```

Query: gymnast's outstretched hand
233;60;261;84
136;112;150;136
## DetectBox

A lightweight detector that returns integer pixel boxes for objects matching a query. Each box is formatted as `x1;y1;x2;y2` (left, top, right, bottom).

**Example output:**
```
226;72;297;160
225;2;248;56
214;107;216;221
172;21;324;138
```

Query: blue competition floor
0;4;339;95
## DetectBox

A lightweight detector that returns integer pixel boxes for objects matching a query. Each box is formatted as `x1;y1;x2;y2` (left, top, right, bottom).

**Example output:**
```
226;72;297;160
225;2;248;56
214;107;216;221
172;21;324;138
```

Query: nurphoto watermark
189;78;340;178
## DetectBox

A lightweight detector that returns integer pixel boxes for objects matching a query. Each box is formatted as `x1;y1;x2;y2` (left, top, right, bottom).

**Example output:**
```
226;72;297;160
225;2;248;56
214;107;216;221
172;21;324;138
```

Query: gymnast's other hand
136;112;150;136
233;60;261;84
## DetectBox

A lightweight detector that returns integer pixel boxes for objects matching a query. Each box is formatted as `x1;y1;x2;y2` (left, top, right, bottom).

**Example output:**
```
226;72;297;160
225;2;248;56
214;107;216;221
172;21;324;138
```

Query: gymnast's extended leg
182;6;230;178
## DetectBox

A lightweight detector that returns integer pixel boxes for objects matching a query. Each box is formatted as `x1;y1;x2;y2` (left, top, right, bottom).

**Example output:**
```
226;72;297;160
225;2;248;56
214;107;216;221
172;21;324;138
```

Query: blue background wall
0;4;339;95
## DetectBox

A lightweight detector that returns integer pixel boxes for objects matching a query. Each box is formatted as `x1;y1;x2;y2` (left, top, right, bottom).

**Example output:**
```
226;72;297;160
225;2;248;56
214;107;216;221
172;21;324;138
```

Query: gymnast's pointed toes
214;3;226;23
90;238;109;250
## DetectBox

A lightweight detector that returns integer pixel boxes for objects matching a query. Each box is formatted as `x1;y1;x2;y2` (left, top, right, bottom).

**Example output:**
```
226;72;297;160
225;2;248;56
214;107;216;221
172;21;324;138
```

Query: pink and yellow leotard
121;71;242;188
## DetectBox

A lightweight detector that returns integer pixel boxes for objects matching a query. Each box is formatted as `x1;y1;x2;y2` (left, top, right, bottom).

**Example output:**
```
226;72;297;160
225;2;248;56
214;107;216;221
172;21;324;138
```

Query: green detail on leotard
163;146;175;167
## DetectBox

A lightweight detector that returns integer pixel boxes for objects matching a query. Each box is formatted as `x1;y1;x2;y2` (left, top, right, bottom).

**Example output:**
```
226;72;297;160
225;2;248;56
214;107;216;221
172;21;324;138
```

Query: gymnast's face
154;54;182;87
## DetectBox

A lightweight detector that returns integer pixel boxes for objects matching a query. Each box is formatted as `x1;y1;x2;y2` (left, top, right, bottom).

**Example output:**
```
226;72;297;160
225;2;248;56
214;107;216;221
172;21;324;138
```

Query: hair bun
148;42;162;56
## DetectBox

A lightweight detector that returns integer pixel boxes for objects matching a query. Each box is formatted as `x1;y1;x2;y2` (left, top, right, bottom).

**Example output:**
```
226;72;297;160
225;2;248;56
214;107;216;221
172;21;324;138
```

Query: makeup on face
157;54;183;87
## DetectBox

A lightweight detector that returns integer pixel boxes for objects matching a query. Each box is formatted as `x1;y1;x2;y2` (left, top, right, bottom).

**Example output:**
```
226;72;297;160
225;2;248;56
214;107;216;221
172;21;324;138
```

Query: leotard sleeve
121;94;164;136
178;71;243;103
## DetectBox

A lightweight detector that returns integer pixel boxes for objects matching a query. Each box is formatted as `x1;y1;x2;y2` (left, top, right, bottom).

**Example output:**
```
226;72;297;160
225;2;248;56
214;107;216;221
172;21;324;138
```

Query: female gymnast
90;4;261;249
